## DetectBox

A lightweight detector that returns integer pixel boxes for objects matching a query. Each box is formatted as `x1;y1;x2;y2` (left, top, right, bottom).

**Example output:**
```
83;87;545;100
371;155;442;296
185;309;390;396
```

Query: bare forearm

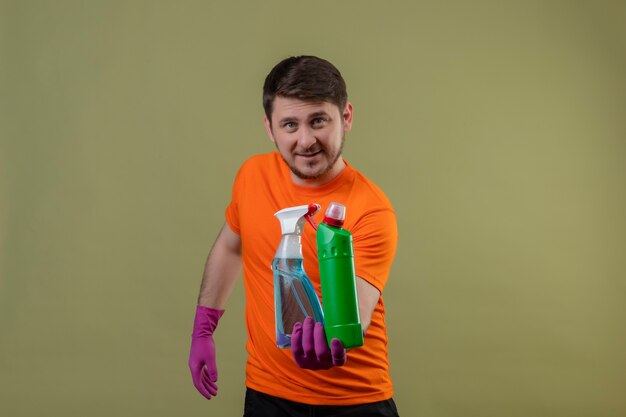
197;224;242;309
356;277;381;332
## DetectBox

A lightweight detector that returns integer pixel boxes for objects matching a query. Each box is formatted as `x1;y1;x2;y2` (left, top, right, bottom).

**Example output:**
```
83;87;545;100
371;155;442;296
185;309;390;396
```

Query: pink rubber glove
291;316;347;370
189;306;224;400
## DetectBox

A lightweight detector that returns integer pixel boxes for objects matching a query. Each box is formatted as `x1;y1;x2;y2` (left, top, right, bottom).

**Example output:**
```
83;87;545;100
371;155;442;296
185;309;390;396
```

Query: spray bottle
273;204;324;348
316;202;364;348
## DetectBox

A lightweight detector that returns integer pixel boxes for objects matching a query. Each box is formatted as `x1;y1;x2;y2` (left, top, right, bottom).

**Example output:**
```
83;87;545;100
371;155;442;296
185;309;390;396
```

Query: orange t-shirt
225;152;398;405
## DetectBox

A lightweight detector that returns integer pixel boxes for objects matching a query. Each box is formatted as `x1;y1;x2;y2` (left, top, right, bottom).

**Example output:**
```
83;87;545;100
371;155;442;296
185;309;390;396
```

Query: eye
311;118;328;128
282;122;297;131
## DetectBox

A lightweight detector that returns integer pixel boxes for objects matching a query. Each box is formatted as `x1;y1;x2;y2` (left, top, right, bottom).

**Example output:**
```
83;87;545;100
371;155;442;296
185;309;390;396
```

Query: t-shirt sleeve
351;208;398;293
224;164;246;235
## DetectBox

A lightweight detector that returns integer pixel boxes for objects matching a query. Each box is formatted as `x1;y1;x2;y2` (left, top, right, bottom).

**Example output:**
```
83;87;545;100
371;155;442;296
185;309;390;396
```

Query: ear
342;102;353;133
264;114;276;144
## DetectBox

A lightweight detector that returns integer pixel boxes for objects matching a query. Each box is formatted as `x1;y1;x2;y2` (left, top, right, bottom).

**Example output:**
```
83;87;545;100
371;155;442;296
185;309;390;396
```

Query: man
189;55;399;417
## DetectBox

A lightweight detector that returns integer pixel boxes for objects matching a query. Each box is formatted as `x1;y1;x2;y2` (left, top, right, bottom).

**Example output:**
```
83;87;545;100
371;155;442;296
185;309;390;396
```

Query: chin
291;165;324;180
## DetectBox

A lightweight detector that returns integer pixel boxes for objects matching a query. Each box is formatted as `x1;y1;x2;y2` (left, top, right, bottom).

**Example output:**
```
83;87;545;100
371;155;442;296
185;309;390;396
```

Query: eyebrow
308;110;331;119
278;111;331;125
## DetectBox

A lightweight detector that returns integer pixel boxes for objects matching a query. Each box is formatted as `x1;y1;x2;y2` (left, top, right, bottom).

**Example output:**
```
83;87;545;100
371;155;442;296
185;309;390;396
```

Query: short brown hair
262;56;348;121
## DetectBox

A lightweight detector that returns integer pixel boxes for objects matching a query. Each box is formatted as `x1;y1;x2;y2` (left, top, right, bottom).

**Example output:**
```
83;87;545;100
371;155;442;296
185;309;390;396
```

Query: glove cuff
192;305;225;337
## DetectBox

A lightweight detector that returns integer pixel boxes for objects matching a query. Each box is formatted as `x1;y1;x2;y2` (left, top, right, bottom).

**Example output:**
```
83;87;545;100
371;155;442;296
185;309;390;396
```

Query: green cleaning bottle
316;202;364;348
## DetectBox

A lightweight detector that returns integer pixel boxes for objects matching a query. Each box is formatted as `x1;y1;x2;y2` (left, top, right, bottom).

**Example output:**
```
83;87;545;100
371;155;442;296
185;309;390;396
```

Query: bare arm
356;277;380;333
197;223;242;309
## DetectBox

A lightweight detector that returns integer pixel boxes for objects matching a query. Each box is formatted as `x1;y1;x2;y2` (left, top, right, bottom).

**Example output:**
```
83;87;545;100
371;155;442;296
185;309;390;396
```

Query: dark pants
243;387;400;417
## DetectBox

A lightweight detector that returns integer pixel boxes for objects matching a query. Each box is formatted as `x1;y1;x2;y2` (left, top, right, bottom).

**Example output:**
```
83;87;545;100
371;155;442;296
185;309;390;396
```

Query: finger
192;367;216;400
302;317;315;357
197;381;216;400
201;367;219;396
206;353;218;382
291;321;304;360
330;338;346;366
314;322;332;364
202;372;217;395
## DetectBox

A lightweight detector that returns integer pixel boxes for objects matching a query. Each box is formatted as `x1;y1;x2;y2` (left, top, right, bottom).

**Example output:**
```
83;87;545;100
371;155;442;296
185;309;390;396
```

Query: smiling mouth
297;150;322;158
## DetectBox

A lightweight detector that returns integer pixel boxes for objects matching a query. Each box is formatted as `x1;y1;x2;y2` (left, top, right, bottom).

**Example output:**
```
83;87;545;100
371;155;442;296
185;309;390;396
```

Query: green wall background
1;1;625;416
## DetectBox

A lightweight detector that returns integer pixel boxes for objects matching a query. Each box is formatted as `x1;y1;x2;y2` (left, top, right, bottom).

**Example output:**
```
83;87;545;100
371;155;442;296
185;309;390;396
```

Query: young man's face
264;96;353;186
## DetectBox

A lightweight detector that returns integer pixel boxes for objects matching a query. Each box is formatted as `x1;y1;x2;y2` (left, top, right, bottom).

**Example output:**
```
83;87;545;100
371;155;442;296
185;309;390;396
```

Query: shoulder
234;152;282;179
345;167;397;233
238;152;279;171
350;168;395;213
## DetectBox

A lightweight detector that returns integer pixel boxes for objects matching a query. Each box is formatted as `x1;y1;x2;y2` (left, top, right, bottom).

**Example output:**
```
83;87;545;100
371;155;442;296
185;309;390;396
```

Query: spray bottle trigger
304;203;321;230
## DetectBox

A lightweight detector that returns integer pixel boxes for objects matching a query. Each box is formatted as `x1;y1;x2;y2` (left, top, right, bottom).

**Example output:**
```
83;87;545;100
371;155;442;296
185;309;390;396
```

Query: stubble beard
278;134;345;181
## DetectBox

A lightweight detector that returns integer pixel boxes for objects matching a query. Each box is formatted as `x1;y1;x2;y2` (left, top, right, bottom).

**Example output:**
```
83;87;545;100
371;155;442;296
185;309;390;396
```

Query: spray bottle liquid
273;204;324;348
316;202;364;348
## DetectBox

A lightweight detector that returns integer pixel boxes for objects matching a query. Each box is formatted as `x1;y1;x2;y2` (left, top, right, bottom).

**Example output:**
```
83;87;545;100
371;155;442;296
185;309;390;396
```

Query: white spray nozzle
274;204;320;235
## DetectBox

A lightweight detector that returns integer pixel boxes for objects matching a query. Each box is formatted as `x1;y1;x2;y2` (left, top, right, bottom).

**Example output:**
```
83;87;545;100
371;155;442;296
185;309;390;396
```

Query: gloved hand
189;306;224;400
291;316;347;370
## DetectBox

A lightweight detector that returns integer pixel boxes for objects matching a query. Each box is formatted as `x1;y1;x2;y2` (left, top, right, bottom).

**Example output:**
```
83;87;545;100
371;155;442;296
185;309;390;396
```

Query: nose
296;126;317;151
